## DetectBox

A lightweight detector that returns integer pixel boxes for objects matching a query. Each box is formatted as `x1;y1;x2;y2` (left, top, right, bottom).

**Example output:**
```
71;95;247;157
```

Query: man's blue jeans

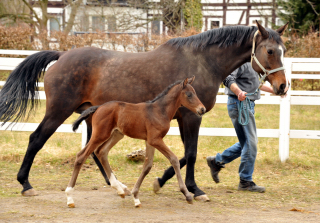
215;96;258;181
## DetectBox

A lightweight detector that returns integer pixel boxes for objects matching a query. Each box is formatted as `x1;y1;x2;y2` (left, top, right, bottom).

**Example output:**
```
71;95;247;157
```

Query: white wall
72;5;148;33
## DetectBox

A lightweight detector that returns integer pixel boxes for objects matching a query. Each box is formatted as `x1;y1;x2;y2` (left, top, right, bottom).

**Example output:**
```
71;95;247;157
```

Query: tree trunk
64;0;82;35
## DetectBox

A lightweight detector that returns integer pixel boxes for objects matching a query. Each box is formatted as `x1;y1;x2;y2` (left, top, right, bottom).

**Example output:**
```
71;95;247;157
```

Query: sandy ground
1;187;320;223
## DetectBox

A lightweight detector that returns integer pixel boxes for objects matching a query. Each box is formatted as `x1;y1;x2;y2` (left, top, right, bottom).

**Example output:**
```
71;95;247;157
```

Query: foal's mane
148;80;182;103
166;25;284;50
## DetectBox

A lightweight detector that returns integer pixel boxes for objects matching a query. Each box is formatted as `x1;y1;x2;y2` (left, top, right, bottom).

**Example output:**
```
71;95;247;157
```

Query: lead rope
238;88;259;126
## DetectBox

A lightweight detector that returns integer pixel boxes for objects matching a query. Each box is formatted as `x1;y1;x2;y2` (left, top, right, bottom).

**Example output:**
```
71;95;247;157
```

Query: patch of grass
0;71;10;80
0;103;319;208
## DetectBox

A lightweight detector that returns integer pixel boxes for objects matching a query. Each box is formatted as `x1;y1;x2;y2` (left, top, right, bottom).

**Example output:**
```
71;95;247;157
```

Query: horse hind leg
17;110;74;196
65;134;108;208
84;117;111;186
131;142;155;207
94;129;130;198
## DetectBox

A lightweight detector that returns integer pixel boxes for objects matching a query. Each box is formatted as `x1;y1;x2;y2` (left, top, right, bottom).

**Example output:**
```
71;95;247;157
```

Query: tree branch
21;0;42;24
306;0;319;16
64;0;82;34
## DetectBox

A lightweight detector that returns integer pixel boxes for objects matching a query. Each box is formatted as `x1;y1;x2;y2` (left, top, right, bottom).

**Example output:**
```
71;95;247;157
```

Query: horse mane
166;25;284;50
148;80;182;103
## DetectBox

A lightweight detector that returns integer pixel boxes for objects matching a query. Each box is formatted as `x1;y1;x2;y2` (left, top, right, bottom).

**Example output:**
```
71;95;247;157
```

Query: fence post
279;59;292;162
81;121;87;148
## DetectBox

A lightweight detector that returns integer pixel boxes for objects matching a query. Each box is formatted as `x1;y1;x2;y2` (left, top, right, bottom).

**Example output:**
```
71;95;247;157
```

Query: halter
238;30;287;126
250;30;286;87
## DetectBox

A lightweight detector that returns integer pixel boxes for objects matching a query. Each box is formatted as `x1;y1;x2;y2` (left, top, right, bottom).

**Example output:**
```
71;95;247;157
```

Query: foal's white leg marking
134;197;141;207
118;181;131;196
65;187;75;208
118;181;127;189
110;173;125;197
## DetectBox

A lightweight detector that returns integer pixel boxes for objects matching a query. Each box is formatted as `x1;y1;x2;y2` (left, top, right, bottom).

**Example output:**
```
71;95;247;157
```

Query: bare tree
0;0;82;34
0;0;31;25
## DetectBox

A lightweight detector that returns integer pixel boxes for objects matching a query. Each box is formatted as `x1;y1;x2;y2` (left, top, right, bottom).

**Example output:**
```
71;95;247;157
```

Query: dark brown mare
66;77;205;207
0;21;289;201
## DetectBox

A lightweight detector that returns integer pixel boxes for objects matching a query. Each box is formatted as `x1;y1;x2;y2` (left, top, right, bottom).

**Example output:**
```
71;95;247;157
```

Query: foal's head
179;76;206;117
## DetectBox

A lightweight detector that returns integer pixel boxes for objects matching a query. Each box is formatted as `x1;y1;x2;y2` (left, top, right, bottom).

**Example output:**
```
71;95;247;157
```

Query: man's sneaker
206;156;224;183
238;179;266;193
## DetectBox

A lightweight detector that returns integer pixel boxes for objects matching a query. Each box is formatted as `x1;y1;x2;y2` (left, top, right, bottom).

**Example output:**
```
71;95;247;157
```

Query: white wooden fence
1;49;320;162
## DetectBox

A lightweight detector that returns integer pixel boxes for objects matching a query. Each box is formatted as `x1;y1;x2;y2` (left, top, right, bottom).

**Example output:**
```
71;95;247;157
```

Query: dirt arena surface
1;187;319;223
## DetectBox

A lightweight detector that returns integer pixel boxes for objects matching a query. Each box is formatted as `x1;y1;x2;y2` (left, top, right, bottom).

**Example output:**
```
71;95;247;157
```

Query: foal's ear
256;20;269;39
182;78;188;89
188;75;195;85
276;22;289;36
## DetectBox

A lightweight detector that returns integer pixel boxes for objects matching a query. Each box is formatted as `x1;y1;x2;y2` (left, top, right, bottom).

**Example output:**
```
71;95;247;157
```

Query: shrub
1;25;319;90
0;26;34;51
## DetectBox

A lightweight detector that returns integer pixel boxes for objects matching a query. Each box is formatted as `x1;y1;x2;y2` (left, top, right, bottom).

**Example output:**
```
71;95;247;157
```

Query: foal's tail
72;106;100;132
0;50;63;126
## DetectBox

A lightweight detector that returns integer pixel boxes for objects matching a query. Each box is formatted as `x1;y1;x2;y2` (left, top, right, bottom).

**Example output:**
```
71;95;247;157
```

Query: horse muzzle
196;107;206;117
275;82;290;96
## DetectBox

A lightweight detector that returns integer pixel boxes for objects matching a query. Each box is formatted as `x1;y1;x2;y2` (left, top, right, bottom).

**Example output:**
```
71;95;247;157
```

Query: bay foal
66;76;206;207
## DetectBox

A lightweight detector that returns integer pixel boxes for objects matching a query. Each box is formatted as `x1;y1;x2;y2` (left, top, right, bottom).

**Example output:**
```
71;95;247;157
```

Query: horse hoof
119;194;125;198
194;194;210;202
68;203;75;208
135;204;141;208
124;188;131;196
22;188;38;196
187;199;193;204
153;178;161;193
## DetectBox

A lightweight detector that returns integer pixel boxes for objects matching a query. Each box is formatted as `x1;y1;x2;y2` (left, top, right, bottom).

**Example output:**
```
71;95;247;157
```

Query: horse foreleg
131;142;155;207
149;139;193;204
153;116;186;193
182;113;209;201
94;130;129;198
153;110;209;202
153;157;186;193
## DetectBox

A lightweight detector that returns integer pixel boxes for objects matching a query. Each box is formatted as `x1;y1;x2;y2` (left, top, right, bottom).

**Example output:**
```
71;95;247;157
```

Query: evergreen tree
277;0;320;34
183;0;203;31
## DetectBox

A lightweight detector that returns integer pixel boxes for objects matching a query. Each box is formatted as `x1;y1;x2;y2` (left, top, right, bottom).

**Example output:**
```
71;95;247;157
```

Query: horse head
252;21;289;95
180;76;206;117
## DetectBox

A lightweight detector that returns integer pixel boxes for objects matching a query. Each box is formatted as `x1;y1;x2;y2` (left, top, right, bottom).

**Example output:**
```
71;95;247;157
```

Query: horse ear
188;75;195;85
276;22;289;36
182;78;188;89
256;20;269;39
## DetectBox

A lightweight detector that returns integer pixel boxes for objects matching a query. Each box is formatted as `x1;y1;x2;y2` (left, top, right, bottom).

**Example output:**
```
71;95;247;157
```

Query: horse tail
0;50;62;126
72;106;100;132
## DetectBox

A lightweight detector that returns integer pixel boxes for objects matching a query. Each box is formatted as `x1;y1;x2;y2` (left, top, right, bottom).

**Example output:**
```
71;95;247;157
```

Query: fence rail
1;50;320;162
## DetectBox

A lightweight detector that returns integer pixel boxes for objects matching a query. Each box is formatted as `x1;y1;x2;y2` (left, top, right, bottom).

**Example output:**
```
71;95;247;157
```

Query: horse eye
186;92;192;98
267;49;273;55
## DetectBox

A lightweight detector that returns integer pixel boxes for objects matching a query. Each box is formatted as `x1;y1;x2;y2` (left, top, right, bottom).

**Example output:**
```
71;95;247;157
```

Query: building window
50;17;61;33
107;16;116;32
210;21;220;29
151;20;160;35
80;16;89;32
276;18;285;26
92;16;105;32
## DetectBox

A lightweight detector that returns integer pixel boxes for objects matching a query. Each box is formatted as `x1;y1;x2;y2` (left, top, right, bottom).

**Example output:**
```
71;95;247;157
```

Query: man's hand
281;94;287;98
238;91;247;101
230;83;247;101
